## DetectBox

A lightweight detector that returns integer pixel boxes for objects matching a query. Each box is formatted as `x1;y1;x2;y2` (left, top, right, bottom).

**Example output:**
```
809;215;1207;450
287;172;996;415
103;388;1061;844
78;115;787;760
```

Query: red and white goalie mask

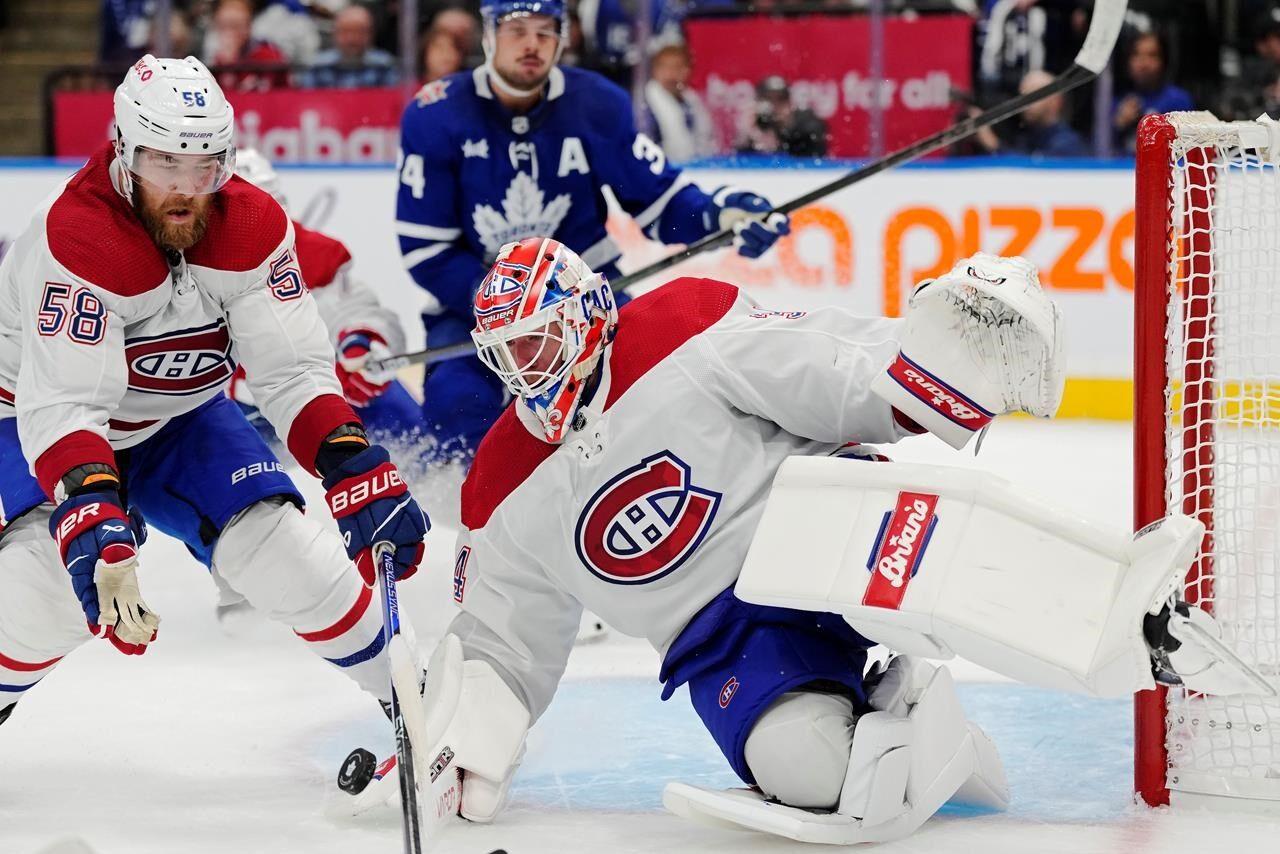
472;237;618;443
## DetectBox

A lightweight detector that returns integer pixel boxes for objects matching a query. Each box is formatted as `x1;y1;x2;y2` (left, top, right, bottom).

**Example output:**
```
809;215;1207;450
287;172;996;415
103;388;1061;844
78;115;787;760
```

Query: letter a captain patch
863;491;940;609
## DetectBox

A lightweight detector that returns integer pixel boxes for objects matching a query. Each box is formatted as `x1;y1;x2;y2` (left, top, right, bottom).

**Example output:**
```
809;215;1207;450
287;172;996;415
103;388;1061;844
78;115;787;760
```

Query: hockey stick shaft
373;0;1127;372
376;543;424;854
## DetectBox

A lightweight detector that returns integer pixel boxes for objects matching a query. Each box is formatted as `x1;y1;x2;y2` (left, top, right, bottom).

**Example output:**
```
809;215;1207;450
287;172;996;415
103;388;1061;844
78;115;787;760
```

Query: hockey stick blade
373;0;1129;372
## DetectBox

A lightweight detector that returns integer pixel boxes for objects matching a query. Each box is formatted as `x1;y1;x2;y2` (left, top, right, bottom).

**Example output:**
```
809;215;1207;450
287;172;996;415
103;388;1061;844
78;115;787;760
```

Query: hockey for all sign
684;13;973;159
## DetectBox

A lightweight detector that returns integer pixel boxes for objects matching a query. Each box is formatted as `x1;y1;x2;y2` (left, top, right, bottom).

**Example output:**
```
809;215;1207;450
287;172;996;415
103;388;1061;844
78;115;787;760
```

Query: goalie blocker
668;457;1273;844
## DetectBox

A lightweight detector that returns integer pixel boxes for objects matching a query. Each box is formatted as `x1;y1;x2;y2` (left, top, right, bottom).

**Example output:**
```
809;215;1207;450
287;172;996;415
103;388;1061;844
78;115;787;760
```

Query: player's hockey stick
375;542;424;854
372;0;1127;372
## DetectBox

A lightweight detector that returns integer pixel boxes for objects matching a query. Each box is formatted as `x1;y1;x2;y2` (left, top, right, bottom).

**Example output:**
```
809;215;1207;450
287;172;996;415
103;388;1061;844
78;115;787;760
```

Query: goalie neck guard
471;237;617;444
112;55;236;199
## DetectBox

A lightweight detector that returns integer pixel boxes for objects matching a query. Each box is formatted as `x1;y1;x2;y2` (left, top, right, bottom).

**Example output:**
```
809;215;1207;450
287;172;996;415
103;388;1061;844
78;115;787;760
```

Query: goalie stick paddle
373;0;1128;373
375;543;424;854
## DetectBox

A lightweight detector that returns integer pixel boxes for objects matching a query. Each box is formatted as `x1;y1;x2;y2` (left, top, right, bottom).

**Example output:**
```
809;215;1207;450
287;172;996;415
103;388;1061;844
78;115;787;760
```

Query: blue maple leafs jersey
396;66;719;320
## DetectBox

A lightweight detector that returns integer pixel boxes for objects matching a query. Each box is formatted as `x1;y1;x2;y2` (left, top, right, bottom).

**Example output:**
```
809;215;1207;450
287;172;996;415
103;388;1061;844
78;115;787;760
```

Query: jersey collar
473;66;565;103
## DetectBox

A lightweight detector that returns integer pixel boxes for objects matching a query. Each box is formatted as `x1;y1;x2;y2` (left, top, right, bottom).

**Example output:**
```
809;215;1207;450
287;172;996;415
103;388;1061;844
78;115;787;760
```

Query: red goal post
1134;111;1280;810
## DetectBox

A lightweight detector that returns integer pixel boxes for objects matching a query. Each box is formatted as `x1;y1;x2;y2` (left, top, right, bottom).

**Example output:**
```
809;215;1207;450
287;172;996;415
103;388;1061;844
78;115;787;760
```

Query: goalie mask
112;55;236;200
472;237;617;444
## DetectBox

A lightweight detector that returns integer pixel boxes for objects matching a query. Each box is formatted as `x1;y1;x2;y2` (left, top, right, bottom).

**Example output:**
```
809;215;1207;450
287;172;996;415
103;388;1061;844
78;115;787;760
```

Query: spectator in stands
252;0;321;64
970;69;1088;156
978;0;1088;101
422;27;465;82
100;0;154;64
643;43;717;161
300;4;398;88
418;5;479;81
1224;7;1280;120
425;5;480;62
735;75;828;158
206;0;290;92
1112;31;1194;154
147;7;197;58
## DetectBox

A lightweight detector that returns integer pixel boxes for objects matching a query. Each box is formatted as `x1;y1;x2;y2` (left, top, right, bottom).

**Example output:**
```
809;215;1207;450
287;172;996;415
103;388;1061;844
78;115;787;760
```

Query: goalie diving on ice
350;238;1272;846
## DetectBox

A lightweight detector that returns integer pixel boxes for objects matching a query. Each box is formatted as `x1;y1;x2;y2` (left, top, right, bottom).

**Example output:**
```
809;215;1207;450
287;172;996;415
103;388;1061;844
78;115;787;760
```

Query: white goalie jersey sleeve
446;525;583;721
693;299;910;446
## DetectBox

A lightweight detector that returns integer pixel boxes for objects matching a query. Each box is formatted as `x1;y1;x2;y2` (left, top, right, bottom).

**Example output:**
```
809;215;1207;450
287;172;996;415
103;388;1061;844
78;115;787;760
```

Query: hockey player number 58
37;282;106;344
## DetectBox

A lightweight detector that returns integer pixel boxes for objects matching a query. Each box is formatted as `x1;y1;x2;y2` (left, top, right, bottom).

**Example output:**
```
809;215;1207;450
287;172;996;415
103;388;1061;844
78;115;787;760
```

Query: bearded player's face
492;13;559;91
135;179;212;253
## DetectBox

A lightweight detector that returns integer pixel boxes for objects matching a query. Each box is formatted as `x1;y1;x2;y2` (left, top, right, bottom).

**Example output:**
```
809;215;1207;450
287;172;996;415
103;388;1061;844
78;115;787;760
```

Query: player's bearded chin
135;184;211;252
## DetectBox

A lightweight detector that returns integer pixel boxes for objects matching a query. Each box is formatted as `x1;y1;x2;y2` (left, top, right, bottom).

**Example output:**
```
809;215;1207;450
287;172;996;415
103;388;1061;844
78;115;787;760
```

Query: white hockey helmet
234;147;287;208
113;55;237;197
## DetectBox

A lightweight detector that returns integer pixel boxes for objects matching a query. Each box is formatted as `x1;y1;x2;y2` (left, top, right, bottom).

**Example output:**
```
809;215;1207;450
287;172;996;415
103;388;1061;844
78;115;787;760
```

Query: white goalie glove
390;634;531;824
871;253;1065;449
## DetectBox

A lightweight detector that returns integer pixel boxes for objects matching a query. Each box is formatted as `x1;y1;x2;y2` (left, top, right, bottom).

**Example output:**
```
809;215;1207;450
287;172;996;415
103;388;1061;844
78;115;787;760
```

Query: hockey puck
338;747;378;795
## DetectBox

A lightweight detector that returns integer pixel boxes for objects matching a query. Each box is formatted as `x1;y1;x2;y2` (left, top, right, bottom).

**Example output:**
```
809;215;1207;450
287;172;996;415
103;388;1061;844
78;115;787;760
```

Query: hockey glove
49;492;159;655
706;187;791;260
323;444;429;584
336;328;396;407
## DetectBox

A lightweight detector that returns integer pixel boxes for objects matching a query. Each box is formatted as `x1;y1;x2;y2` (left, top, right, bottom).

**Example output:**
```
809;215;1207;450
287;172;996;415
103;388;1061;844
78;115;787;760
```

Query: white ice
3;420;1277;854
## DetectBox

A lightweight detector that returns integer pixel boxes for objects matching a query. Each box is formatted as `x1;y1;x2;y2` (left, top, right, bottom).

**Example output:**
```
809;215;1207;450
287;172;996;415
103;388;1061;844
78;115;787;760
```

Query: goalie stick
368;0;1128;373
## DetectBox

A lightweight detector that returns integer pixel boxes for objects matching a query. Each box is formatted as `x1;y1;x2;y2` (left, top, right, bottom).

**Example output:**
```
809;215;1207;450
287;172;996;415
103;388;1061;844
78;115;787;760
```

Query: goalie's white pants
0;500;391;710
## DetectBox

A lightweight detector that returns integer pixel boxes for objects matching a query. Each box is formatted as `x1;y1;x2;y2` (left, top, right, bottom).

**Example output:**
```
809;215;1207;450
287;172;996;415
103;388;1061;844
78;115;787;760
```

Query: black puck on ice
338;747;378;795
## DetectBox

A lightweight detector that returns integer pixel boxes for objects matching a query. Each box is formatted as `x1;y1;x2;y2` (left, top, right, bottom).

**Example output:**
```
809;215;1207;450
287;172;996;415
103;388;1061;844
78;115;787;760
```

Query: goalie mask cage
1134;111;1280;810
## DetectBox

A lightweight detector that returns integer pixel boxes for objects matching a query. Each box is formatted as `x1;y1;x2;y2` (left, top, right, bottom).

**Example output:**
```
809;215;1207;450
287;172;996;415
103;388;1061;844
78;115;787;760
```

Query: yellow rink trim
1044;378;1280;424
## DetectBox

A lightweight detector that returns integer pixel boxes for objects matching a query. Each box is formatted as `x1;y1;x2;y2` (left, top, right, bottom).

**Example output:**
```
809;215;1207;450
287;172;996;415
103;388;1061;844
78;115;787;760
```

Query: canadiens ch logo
574;451;721;585
125;321;234;395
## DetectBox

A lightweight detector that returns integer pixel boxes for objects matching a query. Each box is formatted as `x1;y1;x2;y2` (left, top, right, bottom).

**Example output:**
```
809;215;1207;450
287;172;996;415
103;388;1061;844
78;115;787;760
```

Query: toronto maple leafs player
0;57;428;730
381;238;1266;844
395;0;789;461
228;148;427;448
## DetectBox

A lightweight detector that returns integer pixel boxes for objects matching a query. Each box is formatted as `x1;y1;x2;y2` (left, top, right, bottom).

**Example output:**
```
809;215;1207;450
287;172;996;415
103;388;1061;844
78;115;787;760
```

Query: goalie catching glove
871;253;1065;449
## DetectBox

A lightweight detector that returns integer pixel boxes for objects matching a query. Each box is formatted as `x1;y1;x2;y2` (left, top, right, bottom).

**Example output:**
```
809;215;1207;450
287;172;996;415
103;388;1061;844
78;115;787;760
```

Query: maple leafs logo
472;172;572;260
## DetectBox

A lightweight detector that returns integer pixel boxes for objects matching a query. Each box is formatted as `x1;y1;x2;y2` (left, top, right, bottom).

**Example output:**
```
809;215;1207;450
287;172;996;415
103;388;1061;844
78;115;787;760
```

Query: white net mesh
1161;114;1280;800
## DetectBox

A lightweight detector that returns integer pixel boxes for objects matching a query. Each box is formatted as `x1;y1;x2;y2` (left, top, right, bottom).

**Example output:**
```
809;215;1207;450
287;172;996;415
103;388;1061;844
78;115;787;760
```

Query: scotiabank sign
52;88;406;162
685;14;972;158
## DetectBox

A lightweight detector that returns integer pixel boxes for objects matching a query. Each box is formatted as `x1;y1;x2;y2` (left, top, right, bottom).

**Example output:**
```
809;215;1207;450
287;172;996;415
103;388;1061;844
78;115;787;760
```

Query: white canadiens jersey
0;143;356;494
451;278;914;721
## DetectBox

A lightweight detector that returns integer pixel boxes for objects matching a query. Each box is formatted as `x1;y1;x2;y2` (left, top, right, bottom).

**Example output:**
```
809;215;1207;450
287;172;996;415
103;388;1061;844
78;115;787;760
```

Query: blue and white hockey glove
322;444;430;585
49;491;158;656
706;187;791;259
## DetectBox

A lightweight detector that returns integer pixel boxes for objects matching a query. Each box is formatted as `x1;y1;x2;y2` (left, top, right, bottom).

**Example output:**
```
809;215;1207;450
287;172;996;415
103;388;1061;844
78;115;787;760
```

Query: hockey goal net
1135;111;1280;809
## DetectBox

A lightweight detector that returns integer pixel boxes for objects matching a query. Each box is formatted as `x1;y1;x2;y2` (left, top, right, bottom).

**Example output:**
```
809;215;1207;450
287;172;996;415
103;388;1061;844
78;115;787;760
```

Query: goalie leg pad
665;659;1008;845
743;691;857;810
735;458;1205;698
212;499;389;699
670;593;871;785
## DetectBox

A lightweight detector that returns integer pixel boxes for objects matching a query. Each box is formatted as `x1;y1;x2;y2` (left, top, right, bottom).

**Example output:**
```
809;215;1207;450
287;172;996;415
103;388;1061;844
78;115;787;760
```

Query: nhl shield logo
574;451;721;585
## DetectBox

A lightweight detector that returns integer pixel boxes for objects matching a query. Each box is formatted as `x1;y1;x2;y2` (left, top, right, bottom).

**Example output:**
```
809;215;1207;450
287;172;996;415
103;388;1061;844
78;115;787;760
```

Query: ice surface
2;420;1276;853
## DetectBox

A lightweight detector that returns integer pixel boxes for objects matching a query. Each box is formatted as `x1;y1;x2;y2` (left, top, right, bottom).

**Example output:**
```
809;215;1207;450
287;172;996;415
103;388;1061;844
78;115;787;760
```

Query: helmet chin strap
483;59;547;99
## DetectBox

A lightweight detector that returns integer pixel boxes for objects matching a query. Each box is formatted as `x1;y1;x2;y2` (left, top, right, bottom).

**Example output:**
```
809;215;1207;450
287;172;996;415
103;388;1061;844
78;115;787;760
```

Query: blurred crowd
89;0;1280;159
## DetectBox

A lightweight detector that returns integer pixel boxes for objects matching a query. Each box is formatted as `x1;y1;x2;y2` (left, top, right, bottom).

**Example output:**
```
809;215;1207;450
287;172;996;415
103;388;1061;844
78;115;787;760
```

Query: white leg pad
664;660;1008;845
734;458;1203;697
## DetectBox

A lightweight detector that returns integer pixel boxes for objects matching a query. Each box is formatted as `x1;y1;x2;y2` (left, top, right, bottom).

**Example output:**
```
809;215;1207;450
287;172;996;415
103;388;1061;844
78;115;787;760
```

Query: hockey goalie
379;239;1272;844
